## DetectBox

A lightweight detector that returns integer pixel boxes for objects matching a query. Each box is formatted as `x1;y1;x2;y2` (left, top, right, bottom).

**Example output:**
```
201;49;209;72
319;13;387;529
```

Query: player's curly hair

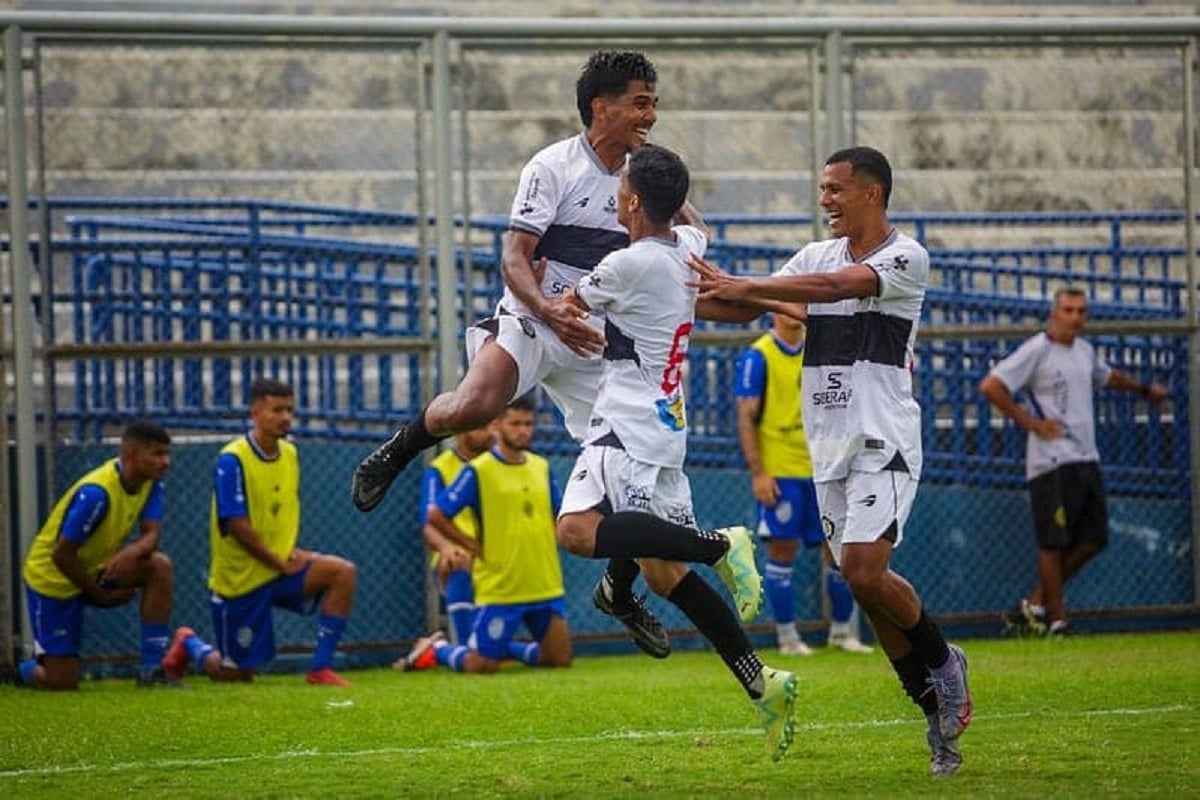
576;50;657;127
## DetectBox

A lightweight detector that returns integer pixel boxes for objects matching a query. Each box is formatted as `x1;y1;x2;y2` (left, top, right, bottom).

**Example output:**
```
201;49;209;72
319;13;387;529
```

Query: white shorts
816;469;919;566
559;444;696;527
465;311;603;441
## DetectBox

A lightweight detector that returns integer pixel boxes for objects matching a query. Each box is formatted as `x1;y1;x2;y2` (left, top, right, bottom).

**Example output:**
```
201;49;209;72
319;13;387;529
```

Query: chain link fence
1;17;1196;670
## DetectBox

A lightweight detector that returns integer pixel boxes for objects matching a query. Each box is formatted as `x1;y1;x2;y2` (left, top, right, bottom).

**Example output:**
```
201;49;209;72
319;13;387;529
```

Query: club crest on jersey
655;391;686;432
605;196;617;213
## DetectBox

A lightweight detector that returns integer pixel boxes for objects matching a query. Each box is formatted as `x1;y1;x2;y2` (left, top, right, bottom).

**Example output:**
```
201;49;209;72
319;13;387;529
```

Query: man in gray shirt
979;287;1168;636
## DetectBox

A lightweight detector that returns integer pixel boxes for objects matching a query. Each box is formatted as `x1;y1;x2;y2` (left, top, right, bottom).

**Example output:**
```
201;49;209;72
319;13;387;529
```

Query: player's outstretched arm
689;253;877;304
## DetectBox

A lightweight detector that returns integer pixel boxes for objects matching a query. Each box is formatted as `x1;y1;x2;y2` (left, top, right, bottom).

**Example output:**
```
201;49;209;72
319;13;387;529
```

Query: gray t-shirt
987;332;1112;480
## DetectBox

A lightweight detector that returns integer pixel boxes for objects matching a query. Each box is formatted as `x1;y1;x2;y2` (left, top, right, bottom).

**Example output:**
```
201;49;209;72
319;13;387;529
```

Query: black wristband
1138;384;1152;398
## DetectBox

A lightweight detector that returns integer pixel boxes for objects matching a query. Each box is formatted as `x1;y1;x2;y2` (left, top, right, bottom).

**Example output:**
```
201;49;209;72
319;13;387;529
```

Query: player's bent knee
555;517;595;557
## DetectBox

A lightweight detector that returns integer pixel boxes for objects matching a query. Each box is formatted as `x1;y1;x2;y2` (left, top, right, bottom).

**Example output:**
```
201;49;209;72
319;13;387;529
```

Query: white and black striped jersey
775;229;928;482
504;133;629;317
575;225;708;468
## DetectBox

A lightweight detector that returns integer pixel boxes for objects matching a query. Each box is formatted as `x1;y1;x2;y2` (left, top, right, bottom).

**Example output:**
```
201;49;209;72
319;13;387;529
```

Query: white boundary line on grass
0;704;1191;779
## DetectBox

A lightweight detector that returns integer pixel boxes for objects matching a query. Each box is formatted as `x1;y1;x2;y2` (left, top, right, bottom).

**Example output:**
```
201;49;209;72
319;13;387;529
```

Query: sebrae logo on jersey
811;371;851;410
655;390;686;432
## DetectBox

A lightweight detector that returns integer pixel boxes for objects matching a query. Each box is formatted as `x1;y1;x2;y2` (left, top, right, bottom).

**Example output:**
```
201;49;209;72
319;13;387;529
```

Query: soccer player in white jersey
979;288;1167;636
690;146;973;777
351;51;781;658
554;143;799;762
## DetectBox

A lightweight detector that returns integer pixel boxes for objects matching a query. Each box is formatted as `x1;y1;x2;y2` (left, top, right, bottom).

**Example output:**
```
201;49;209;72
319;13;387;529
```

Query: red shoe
162;626;194;680
398;631;446;672
306;667;352;687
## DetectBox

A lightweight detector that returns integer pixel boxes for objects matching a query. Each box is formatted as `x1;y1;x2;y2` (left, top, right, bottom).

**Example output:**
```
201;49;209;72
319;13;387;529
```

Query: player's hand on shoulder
687;253;748;301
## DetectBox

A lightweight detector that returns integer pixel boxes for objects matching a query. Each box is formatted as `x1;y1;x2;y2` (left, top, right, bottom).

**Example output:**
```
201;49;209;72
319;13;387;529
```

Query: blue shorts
756;477;824;548
210;565;317;670
25;584;92;658
470;596;566;661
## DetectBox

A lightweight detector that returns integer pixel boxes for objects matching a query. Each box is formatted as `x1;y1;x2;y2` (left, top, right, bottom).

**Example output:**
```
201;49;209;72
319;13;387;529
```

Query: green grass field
2;631;1197;798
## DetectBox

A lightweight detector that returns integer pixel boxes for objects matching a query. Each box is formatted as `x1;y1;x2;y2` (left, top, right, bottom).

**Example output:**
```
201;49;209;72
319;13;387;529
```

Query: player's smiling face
598;79;658;154
819;161;874;239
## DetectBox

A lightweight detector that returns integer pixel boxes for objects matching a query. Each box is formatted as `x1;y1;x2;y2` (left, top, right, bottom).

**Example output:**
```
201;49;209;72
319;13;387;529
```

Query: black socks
593;511;728;564
604;558;641;609
667;570;763;698
901;608;951;670
890;652;940;716
403;408;447;454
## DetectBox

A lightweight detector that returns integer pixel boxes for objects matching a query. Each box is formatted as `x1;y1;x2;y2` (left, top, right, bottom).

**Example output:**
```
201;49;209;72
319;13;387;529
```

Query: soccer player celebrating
690;146;973;777
553;143;800;762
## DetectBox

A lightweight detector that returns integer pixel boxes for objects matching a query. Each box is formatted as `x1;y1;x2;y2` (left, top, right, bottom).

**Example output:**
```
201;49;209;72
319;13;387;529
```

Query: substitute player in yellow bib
402;395;572;674
160;378;358;687
413;424;492;649
19;420;176;689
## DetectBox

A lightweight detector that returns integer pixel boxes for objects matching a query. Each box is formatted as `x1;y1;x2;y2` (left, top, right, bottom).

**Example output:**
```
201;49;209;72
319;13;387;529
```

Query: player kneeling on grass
401;396;572;674
19;420;177;689
162;378;357;687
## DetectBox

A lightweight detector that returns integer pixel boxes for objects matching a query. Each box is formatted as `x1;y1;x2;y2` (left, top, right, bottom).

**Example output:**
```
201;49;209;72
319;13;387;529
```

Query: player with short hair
353;49;802;661
553;143;799;762
403;395;572;674
350;49;672;658
690;146;973;777
735;313;872;656
980;287;1168;636
161;378;357;687
19;420;176;689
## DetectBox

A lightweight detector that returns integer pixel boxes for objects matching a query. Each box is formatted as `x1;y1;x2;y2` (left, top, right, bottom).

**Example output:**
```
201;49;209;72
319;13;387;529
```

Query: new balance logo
858;494;877;507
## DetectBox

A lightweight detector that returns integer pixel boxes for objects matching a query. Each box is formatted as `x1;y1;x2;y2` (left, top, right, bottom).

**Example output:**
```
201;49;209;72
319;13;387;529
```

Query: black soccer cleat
351;426;416;512
593;574;670;659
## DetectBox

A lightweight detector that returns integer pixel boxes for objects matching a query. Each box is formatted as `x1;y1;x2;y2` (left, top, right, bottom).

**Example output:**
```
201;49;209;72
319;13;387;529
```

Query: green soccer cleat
712;525;763;622
754;667;798;762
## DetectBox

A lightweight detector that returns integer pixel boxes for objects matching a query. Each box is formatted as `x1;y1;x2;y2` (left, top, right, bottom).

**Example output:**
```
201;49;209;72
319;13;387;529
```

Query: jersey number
661;322;693;393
